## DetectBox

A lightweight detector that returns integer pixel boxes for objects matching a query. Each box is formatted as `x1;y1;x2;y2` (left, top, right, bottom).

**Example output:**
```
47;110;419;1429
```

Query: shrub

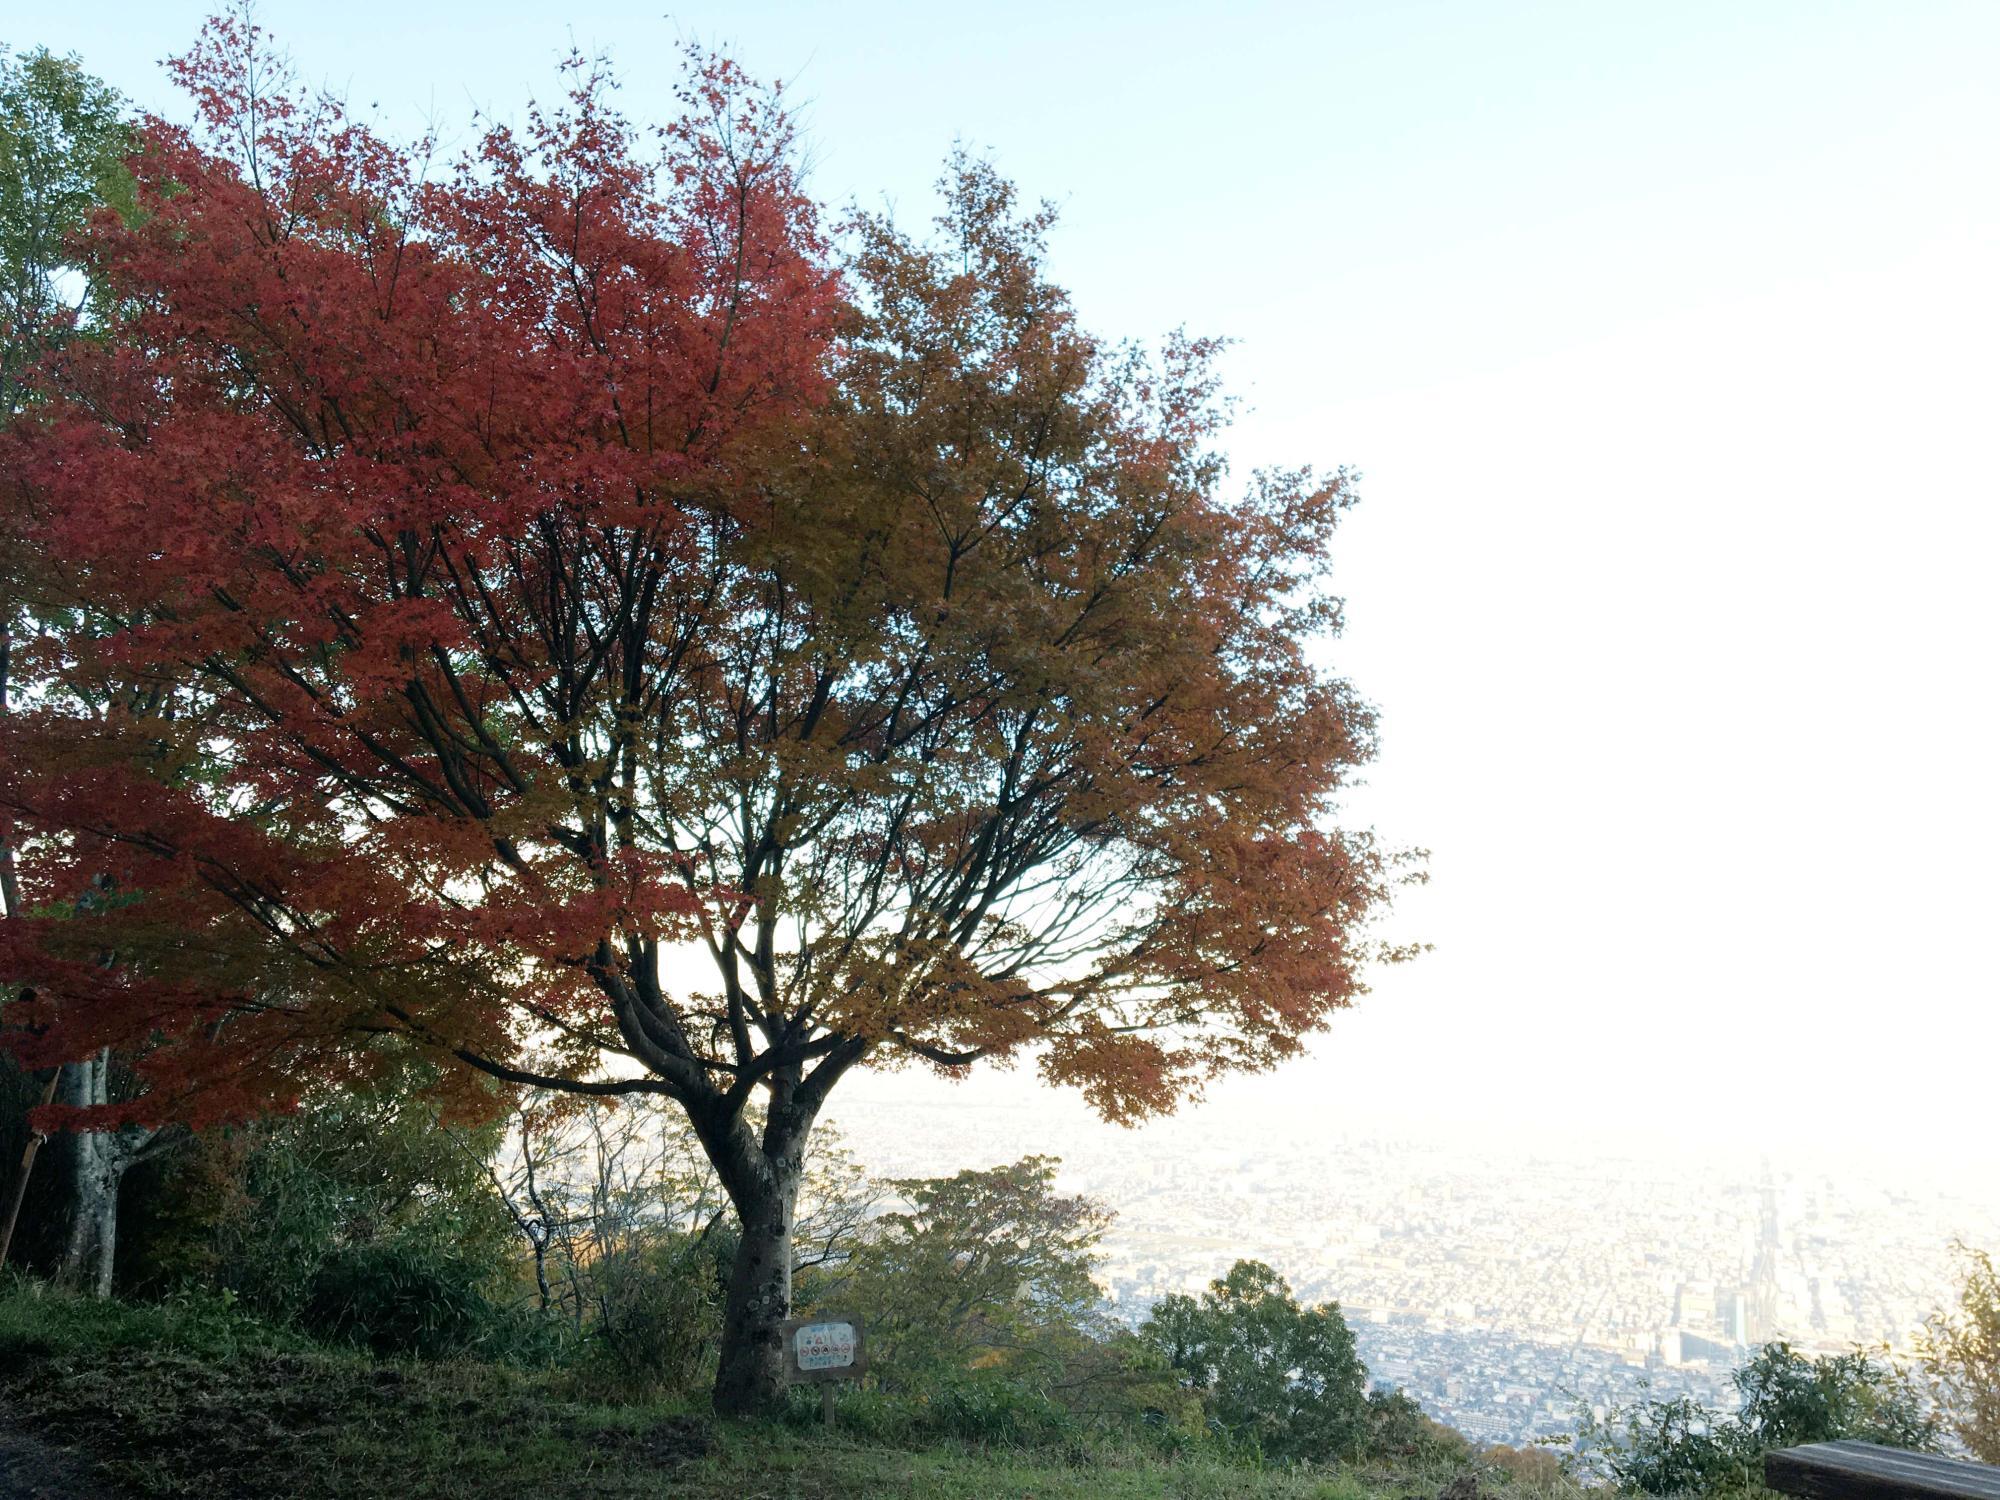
577;1235;723;1396
925;1372;1079;1446
151;1060;518;1332
777;1370;1079;1449
300;1240;501;1358
1143;1260;1369;1464
1922;1242;2000;1461
1588;1392;1749;1496
1367;1386;1474;1466
1580;1342;1939;1496
1483;1439;1568;1487
1734;1342;1937;1452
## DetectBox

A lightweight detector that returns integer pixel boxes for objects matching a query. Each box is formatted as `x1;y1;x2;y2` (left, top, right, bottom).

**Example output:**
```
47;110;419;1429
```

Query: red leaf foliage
0;17;1417;1145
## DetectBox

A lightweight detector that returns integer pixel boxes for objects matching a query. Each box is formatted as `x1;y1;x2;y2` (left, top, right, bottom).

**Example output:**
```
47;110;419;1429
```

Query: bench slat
1765;1442;2000;1500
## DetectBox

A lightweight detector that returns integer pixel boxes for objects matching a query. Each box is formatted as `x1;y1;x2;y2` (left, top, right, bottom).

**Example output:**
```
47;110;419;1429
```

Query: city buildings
828;1093;2000;1446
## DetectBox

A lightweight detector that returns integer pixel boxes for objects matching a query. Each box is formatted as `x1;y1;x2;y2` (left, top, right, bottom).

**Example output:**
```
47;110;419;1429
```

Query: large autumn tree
0;17;1414;1413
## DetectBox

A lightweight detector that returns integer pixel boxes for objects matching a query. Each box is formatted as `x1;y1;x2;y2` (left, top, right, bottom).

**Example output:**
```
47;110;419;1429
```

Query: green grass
0;1279;1557;1500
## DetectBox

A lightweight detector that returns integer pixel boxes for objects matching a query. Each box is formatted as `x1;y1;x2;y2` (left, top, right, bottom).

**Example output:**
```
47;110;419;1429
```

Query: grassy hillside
0;1281;1571;1500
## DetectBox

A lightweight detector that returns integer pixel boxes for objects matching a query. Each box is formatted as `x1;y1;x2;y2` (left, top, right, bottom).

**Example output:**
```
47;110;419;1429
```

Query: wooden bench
1766;1442;2000;1500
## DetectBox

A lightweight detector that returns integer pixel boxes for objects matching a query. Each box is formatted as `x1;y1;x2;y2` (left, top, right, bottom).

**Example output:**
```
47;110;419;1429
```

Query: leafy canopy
0;14;1409;1172
1142;1258;1369;1463
0;44;133;411
841;1154;1111;1377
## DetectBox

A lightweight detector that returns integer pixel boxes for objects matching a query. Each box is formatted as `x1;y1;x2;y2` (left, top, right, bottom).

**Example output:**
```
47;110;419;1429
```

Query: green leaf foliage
1142;1259;1369;1464
0;45;133;408
1920;1242;2000;1462
844;1155;1113;1381
1579;1341;1940;1496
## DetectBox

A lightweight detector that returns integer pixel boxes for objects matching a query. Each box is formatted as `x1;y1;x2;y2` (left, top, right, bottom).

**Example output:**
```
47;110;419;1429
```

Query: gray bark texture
704;1086;813;1417
714;1167;799;1416
57;1051;152;1298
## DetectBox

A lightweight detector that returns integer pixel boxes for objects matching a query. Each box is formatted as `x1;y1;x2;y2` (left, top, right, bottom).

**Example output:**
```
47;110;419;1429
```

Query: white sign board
781;1314;866;1384
793;1320;858;1371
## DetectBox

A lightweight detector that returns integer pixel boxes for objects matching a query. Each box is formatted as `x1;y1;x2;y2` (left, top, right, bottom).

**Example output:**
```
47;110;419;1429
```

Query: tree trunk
56;1051;148;1298
1;622;18;921
713;1159;799;1417
64;1123;122;1297
674;1043;861;1417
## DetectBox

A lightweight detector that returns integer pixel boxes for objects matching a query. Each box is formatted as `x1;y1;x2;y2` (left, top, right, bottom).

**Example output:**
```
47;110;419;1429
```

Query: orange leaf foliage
0;18;1415;1148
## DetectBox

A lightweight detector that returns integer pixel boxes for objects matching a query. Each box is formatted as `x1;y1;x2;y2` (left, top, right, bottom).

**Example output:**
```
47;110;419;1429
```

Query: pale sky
17;1;2000;1161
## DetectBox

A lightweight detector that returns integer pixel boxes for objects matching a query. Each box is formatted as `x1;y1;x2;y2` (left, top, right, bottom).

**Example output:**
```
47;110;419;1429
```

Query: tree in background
0;12;1411;1414
0;46;144;1285
1921;1242;2000;1462
1143;1258;1369;1463
842;1155;1111;1379
820;1154;1183;1440
0;45;132;408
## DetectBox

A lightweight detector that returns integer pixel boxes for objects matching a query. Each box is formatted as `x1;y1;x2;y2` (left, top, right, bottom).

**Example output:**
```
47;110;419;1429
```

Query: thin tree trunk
519;1121;554;1313
0;623;39;1271
0;1068;60;1268
530;1231;552;1313
0;623;18;921
0;839;17;929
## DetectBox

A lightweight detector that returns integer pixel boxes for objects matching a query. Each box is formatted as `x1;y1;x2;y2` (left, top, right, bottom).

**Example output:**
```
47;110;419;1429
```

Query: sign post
780;1314;866;1427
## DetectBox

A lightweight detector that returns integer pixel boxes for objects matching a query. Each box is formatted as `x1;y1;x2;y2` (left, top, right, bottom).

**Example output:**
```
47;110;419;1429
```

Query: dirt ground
0;1406;125;1500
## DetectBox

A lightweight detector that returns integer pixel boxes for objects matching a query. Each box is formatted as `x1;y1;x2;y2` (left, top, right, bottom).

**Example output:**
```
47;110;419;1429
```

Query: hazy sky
18;2;1999;1159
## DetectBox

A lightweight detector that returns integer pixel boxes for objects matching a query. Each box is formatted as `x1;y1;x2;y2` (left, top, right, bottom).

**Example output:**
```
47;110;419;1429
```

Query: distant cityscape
828;1093;2000;1446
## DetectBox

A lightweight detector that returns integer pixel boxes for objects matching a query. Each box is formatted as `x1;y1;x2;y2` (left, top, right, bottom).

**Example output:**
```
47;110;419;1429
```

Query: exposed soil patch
0;1406;130;1500
567;1412;715;1466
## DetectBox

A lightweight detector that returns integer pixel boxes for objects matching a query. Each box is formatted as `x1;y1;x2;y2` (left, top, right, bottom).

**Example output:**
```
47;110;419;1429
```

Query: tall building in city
1675;1281;1716;1332
1724;1291;1752;1346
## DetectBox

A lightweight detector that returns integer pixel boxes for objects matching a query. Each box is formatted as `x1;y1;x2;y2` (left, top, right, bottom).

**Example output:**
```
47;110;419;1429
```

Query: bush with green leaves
925;1371;1080;1446
842;1156;1111;1382
577;1232;729;1396
1921;1243;2000;1463
1734;1341;1937;1451
299;1240;501;1358
141;1062;520;1356
1579;1342;1940;1496
1364;1385;1474;1466
1142;1259;1369;1464
1584;1391;1747;1497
